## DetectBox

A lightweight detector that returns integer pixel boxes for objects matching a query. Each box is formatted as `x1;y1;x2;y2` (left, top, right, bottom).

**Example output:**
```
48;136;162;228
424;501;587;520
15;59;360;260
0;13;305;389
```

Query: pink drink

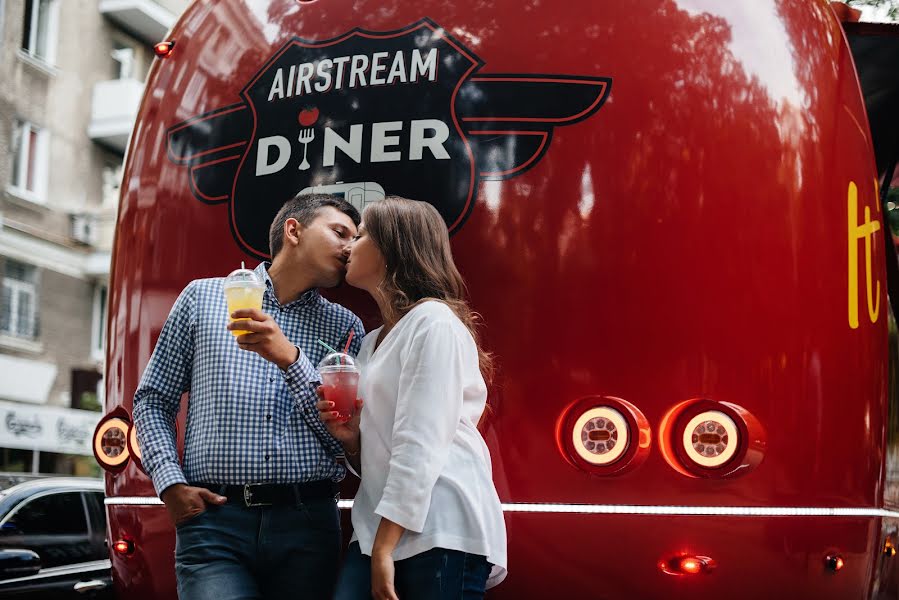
320;369;359;422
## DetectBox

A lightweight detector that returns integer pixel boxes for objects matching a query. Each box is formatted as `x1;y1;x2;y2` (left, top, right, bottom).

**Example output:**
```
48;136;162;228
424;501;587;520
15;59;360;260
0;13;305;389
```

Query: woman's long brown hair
363;196;494;384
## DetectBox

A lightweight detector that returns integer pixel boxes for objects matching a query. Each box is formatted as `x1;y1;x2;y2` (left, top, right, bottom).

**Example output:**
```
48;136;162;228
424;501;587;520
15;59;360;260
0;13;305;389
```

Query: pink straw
342;329;355;354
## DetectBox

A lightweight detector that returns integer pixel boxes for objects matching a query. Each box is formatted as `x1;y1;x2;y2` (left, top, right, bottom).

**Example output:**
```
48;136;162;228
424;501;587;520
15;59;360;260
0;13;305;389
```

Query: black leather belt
193;480;337;507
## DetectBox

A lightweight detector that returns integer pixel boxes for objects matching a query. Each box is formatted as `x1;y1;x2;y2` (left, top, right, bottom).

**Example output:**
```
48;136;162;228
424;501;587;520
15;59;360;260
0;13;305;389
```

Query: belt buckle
243;483;271;507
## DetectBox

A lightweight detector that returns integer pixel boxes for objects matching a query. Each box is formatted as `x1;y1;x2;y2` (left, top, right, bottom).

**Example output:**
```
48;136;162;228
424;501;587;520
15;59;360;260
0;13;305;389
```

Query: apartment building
0;0;186;476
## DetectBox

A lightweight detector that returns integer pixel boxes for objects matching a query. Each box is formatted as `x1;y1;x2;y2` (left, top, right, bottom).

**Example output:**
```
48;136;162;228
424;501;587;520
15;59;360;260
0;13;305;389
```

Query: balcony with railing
98;0;176;45
87;79;144;153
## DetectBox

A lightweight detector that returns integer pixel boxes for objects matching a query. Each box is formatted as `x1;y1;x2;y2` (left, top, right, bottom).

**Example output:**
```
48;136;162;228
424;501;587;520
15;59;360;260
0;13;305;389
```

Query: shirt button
264;454;270;461
266;414;272;421
269;376;276;382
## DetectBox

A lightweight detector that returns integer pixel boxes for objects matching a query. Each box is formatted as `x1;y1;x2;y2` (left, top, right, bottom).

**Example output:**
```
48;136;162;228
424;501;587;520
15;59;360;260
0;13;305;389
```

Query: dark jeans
334;541;491;600
174;498;341;600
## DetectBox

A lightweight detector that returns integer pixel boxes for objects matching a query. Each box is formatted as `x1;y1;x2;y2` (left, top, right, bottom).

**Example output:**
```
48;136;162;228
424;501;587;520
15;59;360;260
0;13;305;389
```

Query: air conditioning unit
71;214;97;245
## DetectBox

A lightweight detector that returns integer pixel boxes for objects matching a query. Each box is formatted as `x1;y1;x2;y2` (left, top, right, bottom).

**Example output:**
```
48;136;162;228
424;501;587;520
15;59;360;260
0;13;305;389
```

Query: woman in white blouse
317;197;507;600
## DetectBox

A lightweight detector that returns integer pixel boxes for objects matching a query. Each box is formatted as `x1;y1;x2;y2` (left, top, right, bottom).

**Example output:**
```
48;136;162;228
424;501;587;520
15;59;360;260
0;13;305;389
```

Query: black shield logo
166;19;612;260
230;20;480;257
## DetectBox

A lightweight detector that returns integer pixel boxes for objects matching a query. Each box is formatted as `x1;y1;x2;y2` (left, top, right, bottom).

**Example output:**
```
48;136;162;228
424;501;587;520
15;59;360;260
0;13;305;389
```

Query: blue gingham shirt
133;262;364;496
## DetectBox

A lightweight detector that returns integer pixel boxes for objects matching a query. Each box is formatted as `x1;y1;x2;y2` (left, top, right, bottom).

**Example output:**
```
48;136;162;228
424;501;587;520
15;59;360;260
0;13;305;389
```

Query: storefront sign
0;400;100;456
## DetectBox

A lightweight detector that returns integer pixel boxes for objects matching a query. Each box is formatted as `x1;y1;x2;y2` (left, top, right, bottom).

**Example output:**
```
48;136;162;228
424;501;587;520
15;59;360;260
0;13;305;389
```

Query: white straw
241;261;245;270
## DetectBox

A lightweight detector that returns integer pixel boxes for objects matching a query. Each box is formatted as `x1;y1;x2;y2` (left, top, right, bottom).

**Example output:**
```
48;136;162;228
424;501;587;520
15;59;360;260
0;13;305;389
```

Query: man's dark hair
268;192;361;257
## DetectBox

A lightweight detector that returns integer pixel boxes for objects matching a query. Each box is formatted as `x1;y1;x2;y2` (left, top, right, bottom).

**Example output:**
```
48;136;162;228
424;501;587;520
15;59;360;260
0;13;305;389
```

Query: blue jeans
174;499;341;600
334;542;491;600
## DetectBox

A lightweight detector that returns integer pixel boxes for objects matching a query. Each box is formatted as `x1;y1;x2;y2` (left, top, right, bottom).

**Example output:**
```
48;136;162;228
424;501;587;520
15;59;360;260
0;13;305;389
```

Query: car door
0;489;113;599
81;492;108;562
0;491;93;568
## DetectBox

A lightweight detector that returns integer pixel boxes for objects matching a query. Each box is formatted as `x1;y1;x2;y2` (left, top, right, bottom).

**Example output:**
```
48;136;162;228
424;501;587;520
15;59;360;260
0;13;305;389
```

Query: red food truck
92;1;899;598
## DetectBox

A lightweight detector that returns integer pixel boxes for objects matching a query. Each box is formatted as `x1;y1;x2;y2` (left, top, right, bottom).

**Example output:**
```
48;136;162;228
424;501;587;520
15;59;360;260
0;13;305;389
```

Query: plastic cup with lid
318;352;360;422
224;263;264;336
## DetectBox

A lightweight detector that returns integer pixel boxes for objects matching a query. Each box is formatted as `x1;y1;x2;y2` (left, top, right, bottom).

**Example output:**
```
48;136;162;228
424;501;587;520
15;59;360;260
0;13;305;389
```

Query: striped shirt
133;262;363;496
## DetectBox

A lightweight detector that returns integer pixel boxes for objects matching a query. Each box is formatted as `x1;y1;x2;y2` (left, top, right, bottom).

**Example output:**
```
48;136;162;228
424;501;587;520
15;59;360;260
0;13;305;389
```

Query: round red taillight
94;417;130;470
558;396;651;476
573;407;629;465
659;399;765;479
682;410;738;468
128;423;142;461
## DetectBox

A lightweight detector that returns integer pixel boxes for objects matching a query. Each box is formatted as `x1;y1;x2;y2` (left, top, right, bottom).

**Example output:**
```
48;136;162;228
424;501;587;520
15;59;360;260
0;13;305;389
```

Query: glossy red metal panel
489;514;879;599
107;506;176;600
102;0;889;597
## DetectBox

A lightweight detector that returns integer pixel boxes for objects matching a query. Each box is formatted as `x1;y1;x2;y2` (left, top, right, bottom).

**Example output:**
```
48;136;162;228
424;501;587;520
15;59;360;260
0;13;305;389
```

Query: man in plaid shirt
133;193;364;600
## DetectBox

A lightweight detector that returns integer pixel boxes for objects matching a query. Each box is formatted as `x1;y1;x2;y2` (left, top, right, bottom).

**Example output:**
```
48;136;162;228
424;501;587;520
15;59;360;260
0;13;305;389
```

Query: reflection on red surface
100;1;894;598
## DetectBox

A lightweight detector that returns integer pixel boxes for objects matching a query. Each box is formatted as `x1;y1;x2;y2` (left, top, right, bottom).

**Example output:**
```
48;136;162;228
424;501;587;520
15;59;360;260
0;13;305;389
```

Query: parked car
0;478;112;598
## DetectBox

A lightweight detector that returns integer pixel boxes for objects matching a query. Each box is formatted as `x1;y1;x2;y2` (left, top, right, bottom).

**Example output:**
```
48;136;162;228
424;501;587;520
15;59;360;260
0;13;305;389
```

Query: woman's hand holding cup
316;386;363;451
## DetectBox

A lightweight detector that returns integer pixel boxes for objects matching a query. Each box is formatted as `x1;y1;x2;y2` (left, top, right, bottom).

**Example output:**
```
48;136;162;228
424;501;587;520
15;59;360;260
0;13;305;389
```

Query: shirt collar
256;262;321;309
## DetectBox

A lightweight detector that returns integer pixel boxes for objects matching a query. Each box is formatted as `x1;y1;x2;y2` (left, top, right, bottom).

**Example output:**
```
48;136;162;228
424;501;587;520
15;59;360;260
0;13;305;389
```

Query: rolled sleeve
375;321;463;533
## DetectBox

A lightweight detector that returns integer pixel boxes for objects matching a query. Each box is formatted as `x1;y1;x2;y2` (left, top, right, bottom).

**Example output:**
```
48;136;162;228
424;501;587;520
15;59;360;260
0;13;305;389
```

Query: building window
1;260;39;339
10;120;48;202
91;284;107;359
21;0;59;64
71;368;102;411
101;161;122;209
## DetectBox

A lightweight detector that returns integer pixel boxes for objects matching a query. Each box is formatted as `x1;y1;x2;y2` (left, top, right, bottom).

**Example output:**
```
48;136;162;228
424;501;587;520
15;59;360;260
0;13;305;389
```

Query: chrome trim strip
104;496;163;505
493;504;899;517
106;497;899;518
0;559;110;585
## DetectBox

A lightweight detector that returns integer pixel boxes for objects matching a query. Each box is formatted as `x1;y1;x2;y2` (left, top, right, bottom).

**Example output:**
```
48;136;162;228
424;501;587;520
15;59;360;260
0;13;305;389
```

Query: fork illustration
298;128;315;171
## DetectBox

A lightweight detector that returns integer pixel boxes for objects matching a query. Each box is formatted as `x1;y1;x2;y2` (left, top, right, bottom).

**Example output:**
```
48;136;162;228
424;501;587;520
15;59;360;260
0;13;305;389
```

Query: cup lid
318;352;357;371
224;267;263;288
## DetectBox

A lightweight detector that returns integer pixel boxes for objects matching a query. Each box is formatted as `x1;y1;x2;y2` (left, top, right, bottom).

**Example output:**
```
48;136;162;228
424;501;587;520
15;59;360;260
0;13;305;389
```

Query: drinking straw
342;329;355;353
241;261;245;270
317;339;339;354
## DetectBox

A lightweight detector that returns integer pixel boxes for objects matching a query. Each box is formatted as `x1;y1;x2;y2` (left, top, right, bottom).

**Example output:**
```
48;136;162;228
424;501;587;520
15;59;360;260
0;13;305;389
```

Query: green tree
888;187;899;236
78;392;102;412
844;0;899;20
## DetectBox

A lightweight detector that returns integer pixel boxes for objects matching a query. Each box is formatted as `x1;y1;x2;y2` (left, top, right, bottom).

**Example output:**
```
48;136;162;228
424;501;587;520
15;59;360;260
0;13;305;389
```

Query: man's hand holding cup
228;308;298;369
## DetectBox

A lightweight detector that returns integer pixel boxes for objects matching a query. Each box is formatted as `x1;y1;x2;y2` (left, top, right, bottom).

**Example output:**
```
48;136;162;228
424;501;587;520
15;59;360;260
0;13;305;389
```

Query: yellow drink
225;285;264;336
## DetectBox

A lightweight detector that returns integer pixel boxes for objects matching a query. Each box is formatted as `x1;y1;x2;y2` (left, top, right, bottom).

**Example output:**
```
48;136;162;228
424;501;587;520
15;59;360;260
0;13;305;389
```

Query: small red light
154;41;175;58
825;554;844;572
113;539;135;555
679;557;702;574
660;554;715;576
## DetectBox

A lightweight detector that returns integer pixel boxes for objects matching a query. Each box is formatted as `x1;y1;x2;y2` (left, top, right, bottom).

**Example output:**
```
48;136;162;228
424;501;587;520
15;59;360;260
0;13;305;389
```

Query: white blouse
350;300;507;588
